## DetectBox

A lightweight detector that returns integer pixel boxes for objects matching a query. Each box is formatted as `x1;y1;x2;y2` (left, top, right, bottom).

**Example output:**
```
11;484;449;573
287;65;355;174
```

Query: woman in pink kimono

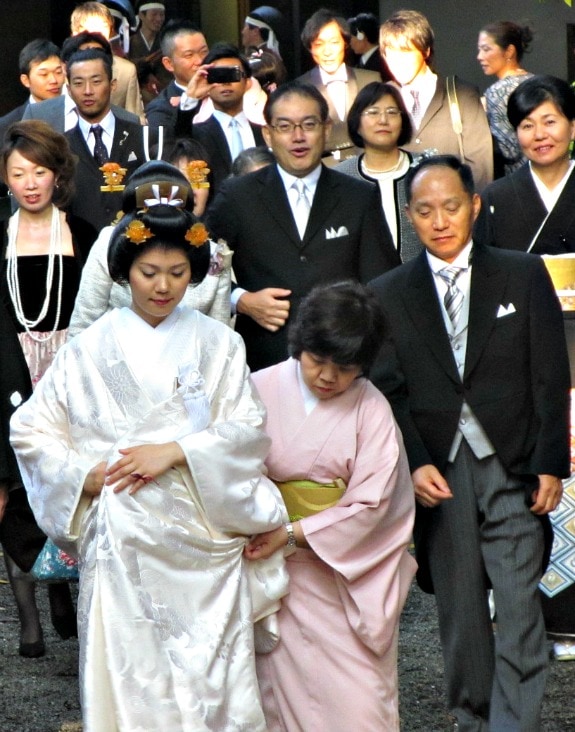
245;281;417;731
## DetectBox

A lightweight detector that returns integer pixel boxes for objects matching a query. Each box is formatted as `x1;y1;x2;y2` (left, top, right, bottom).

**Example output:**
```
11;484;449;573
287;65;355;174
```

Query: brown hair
0;120;77;208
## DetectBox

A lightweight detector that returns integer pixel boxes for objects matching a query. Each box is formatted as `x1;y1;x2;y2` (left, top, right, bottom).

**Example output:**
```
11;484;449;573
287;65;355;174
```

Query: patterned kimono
252;358;417;731
10;306;288;732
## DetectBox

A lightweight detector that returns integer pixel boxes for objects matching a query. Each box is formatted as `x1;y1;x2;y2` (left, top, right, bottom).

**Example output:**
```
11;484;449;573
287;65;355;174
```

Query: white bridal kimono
10;306;288;732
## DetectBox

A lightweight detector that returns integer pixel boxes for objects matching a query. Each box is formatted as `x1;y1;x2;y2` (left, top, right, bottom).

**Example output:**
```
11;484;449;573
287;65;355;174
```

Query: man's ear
262;124;272;149
162;55;174;74
20;74;31;91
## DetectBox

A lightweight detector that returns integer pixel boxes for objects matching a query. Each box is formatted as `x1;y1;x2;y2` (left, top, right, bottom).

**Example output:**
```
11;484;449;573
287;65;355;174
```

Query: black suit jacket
66;117;148;237
184;115;264;202
0;103;28;143
475;164;575;254
145;80;181;134
369;244;570;479
207;163;400;370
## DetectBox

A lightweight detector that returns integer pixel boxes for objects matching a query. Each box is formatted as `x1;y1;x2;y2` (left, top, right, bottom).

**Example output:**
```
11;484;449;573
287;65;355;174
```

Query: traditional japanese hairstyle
108;204;211;286
121;159;194;213
288;280;386;374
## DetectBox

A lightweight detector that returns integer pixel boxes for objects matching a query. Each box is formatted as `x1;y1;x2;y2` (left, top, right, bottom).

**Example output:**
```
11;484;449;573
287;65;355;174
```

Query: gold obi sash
275;479;347;521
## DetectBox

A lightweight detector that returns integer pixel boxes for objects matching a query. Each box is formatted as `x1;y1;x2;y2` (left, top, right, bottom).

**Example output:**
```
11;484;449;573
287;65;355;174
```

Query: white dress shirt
78;109;116;157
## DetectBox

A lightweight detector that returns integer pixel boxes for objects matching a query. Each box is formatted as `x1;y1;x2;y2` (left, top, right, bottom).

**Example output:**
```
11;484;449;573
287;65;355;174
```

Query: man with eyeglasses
206;81;400;371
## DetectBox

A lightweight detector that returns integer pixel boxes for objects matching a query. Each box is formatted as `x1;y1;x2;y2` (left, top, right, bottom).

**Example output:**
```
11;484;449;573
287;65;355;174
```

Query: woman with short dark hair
245;280;416;731
11;203;288;730
476;75;575;254
336;82;421;261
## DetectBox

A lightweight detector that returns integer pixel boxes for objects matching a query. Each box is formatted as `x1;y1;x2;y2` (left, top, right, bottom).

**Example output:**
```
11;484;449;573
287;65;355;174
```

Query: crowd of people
0;3;574;731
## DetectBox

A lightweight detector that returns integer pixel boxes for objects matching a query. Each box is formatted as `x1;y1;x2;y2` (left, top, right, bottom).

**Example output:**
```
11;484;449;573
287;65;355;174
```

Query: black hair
108;205;210;286
301;9;350;50
264;80;329;124
165;137;211;167
248;50;287;92
404;155;475;203
159;18;202;58
202;42;252;78
289;281;386;374
120;159;194;214
66;48;113;81
348;13;379;45
379;9;434;59
480;21;533;63
19;39;62;76
507;74;575;129
347;81;413;148
61;31;112;64
231;146;275;176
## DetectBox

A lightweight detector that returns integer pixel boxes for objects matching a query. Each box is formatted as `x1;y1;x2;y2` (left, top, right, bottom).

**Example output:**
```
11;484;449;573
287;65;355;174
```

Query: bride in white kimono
10;203;288;732
245;282;417;731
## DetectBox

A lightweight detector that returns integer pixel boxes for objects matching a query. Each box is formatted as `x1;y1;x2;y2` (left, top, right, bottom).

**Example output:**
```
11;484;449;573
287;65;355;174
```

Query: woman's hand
106;442;186;495
83;461;107;497
244;521;307;560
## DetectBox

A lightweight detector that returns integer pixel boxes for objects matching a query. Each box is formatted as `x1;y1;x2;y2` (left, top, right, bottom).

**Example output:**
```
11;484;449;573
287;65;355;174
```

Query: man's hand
412;464;454;507
184;64;213;101
237;288;291;331
83;462;107;497
531;474;563;515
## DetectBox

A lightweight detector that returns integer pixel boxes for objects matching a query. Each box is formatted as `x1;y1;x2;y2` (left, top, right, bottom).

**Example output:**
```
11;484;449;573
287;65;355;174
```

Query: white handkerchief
128;151;138;162
325;225;349;239
497;303;516;318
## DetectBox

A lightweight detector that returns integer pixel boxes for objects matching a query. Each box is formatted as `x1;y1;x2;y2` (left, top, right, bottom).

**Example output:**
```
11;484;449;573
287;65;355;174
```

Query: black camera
207;66;243;84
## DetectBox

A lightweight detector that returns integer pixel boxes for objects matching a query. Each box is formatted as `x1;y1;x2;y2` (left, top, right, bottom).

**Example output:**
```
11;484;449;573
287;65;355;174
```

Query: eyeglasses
361;107;402;120
268;118;324;134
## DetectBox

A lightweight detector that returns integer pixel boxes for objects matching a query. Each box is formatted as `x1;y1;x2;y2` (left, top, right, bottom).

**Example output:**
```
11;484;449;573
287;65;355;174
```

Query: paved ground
0;564;573;731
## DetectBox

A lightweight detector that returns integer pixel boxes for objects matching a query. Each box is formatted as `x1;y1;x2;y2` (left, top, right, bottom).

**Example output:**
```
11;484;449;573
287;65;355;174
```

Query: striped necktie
437;266;465;328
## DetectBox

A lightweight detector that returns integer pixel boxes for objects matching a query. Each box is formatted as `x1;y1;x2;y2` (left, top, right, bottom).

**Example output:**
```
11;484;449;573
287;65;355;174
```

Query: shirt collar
427;240;473;274
78;109;115;139
319;63;348;85
276;163;323;194
212;109;249;128
404;64;436;93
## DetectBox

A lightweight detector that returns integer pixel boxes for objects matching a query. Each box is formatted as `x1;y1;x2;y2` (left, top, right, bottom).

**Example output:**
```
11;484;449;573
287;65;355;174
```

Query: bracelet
284;522;297;548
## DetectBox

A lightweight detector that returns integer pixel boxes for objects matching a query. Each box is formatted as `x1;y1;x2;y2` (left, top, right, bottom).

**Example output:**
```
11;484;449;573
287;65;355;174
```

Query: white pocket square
127;151;138;162
497;303;516;318
325;226;349;239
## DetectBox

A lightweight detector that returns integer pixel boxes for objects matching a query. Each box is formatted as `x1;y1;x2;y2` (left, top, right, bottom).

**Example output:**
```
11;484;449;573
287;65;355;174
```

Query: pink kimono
252;358;417;731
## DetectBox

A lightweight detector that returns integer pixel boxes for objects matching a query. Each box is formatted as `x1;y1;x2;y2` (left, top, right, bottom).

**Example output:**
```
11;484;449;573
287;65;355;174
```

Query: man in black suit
348;12;391;80
369;155;570;731
174;43;265;201
65;48;148;237
145;19;209;133
0;39;65;142
207;81;400;371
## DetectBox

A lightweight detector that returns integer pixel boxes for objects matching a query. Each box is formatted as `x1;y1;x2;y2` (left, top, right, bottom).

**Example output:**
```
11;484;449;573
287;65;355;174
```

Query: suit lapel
464;245;509;378
345;67;359;114
303;167;341;244
417;77;445;134
402;253;462;384
257;166;301;245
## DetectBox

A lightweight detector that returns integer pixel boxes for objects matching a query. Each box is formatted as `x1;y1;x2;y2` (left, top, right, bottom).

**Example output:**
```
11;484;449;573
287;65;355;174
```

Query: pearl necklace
361;150;406;176
6;205;64;343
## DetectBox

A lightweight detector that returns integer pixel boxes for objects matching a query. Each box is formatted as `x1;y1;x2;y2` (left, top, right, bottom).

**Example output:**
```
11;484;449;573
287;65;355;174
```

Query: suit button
464;381;471;390
300;255;307;262
454;385;463;394
415;138;421;144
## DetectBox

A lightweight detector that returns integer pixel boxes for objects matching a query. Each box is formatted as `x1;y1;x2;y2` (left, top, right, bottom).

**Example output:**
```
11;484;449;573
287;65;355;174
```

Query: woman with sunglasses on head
336;82;422;262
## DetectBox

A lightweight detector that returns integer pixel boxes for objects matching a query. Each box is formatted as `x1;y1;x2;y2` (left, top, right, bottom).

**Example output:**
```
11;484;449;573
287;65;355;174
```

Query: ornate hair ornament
100;162;128;192
135;182;189;209
185;223;210;247
185;160;211;189
125;219;154;245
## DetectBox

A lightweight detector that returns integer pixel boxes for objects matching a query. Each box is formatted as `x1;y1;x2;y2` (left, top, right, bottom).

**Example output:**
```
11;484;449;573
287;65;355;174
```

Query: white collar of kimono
113;306;183;401
295;359;319;415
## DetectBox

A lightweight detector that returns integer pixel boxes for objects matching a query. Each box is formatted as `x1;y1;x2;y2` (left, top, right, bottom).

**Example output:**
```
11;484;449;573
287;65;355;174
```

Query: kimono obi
275;479;346;521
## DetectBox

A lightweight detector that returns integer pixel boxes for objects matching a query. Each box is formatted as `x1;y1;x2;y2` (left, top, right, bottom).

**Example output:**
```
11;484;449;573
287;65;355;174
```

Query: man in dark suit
380;9;493;192
348;12;391;80
207;81;400;371
65;48;148;236
0;39;65;142
146;19;209;133
369;155;570;731
174;43;265;201
297;9;380;164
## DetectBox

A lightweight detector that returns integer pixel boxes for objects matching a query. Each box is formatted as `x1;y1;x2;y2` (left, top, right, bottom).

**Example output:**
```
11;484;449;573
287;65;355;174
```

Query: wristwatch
284;522;297;548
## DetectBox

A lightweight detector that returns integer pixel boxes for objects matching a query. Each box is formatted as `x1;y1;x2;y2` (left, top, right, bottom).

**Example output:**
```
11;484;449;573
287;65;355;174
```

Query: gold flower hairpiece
185;222;210;247
125;219;154;245
185;160;210;189
100;162;127;191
